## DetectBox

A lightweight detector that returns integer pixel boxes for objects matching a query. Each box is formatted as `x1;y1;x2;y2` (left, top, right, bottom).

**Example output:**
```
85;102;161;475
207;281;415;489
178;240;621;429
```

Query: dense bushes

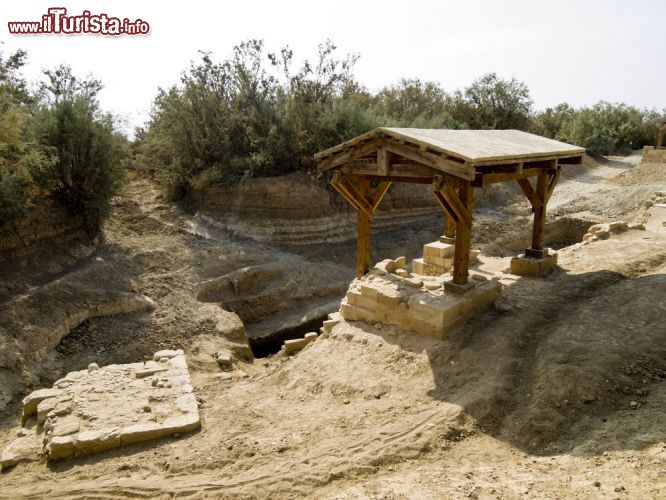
532;102;660;155
3;39;663;220
138;40;663;199
134;40;379;198
0;54;126;235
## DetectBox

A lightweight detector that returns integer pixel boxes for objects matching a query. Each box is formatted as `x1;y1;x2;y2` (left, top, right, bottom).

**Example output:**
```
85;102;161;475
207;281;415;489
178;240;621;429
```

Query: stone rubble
281;331;319;355
1;350;200;469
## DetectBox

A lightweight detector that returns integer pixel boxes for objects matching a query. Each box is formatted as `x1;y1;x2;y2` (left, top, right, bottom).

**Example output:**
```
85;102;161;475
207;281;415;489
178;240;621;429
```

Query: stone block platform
1;350;200;468
340;258;501;340
412;239;480;276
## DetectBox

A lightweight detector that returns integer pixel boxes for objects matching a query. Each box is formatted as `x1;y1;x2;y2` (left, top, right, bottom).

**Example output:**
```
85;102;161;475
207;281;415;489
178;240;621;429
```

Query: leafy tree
531;103;575;140
565;102;658;155
533;102;661;154
34;67;127;234
281;40;378;171
372;78;457;128
447;73;533;130
0;48;53;227
40;64;103;104
139;39;377;198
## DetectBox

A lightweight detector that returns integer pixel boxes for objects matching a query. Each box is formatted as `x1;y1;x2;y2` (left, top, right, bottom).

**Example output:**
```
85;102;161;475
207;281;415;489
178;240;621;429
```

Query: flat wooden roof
315;128;585;166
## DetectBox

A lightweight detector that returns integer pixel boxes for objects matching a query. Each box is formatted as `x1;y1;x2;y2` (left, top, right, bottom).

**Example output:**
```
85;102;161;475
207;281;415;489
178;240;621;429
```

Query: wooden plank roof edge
314;127;585;166
314;127;469;163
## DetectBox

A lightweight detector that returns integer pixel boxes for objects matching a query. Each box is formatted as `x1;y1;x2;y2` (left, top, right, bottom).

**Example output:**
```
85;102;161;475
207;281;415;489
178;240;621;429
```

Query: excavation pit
248;314;327;358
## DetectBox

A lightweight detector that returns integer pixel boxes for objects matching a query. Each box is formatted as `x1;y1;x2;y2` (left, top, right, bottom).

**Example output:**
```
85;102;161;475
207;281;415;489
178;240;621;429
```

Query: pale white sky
3;0;665;135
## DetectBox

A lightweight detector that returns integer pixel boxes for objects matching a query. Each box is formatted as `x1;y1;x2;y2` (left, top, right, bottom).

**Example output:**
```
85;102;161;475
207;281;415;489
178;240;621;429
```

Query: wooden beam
346;174;433;184
516;178;543;211
432;176;463;238
383;141;475;180
331;175;391;278
558;155;583;165
370;181;391;210
432;190;457;222
331;173;374;218
339;161;437;179
356;180;371;278
331;174;363;213
473;167;553;187
445;211;456;239
452;181;474;285
470;153;584;168
440;184;472;227
545;165;561;205
318;139;381;172
377;148;389;176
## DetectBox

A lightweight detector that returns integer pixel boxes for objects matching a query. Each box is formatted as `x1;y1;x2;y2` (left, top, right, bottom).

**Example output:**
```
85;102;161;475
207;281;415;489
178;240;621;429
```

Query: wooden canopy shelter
315;128;585;291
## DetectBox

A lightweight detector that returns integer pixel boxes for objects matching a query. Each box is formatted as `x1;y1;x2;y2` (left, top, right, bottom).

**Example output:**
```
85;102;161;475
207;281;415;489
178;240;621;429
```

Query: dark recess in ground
249;315;327;358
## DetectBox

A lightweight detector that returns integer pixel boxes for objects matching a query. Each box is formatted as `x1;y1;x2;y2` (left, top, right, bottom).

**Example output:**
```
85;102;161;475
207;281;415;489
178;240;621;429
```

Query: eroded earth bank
1;154;665;498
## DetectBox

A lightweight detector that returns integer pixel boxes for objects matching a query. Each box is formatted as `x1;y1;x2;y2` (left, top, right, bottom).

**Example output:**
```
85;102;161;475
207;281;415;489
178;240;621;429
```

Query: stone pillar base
510;248;558;277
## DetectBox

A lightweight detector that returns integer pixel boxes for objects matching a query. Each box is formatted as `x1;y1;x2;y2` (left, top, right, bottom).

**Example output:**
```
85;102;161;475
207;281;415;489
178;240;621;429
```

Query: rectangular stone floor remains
1;350;200;468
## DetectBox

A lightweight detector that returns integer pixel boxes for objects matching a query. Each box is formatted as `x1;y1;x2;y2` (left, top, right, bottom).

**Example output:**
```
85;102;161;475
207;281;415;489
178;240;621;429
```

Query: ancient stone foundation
1;350;200;468
340;254;501;340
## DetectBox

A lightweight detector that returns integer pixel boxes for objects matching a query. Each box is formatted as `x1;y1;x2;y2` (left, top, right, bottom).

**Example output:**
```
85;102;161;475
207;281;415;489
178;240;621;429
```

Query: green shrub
34;95;127;234
534;102;660;154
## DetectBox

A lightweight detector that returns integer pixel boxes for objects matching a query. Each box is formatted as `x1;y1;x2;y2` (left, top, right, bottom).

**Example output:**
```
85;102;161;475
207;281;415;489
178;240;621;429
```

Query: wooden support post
516;165;560;259
451;181;474;287
531;170;548;251
657;124;664;149
445;211;456;239
332;174;392;279
356;180;371;278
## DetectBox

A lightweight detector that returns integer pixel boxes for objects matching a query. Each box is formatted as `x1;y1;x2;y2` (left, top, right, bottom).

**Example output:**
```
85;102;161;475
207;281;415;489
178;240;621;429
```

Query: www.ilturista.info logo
8;7;150;36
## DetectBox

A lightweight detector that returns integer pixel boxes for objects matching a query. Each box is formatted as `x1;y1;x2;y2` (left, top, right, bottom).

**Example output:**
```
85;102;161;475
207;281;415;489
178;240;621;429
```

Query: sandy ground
1;156;665;498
